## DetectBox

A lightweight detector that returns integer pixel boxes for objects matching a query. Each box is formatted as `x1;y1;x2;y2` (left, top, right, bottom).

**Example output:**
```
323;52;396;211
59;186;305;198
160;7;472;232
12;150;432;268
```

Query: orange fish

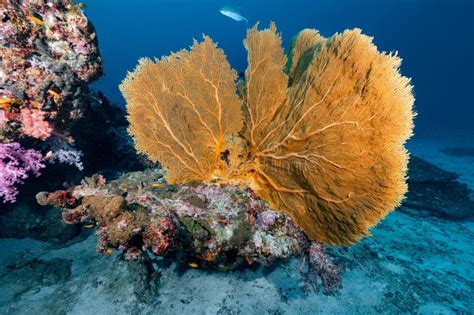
27;15;45;25
31;101;41;109
104;249;113;254
0;103;11;110
78;2;87;8
248;212;254;225
0;98;15;109
84;224;94;228
150;183;162;187
188;262;199;268
204;252;217;261
0;98;14;104
48;89;61;99
245;256;253;265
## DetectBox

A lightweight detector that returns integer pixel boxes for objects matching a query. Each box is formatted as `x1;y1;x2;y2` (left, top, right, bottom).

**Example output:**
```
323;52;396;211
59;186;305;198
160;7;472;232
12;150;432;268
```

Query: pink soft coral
20;109;52;140
0;142;45;203
0;110;7;127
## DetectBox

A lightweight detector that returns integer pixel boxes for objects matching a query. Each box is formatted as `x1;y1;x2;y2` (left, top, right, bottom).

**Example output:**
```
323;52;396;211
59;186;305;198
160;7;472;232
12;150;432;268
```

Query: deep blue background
86;0;473;139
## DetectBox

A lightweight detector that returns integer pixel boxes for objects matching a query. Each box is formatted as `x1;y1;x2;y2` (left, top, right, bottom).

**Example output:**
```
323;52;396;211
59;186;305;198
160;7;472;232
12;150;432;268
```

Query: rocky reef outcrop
402;156;474;219
37;169;343;294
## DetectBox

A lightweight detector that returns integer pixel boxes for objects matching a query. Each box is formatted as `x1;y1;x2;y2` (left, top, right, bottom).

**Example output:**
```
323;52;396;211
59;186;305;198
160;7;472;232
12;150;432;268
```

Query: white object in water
220;7;248;23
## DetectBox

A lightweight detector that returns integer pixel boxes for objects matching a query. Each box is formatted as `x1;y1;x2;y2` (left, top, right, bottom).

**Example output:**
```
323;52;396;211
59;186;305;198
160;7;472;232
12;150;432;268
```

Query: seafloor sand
1;138;473;315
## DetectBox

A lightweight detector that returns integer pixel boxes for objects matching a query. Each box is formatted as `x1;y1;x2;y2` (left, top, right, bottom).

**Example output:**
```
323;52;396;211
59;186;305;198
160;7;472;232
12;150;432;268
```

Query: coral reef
38;168;342;293
0;0;103;202
120;23;415;245
0;0;102;141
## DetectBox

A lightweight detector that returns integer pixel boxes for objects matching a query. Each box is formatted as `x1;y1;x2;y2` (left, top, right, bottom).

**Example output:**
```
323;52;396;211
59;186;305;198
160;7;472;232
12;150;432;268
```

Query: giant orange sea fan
120;23;415;245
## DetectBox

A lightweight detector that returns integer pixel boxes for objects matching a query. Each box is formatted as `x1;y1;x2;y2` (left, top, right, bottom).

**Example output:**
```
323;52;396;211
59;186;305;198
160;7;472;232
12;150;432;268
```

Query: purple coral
143;217;176;255
256;210;279;229
0;142;44;203
49;148;84;171
306;242;342;294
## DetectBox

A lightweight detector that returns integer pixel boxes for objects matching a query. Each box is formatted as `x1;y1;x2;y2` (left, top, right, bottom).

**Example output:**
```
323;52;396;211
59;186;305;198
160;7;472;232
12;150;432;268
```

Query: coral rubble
38;169;342;293
120;23;415;245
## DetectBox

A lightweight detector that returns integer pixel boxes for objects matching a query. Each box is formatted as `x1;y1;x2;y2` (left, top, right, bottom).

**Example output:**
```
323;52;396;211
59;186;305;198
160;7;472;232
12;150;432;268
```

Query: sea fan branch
122;25;415;245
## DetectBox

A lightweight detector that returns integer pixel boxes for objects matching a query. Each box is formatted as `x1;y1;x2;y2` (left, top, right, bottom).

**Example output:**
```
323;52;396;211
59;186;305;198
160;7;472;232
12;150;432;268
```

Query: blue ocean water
87;0;474;139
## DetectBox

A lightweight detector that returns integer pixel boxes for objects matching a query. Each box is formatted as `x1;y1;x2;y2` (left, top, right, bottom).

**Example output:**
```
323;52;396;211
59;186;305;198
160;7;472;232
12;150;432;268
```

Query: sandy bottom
0;138;473;315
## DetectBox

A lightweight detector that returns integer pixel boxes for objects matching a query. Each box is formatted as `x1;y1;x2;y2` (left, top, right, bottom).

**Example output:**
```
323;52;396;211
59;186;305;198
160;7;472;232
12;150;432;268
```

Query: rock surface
402;156;474;219
0;201;80;243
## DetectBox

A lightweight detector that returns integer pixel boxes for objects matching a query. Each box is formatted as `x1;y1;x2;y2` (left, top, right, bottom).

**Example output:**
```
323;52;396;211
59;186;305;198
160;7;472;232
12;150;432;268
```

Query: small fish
31;101;41;109
188;262;199;268
150;183;162;187
27;15;45;25
245;256;253;265
48;89;61;99
203;251;218;261
0;98;15;105
44;151;54;160
0;103;10;110
0;98;14;110
104;249;114;254
218;218;228;224
78;2;87;8
84;224;94;228
220;6;248;23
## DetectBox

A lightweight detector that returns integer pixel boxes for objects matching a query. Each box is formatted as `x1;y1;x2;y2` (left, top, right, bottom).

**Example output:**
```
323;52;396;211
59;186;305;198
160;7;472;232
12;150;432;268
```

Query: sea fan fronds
121;24;415;245
120;37;243;184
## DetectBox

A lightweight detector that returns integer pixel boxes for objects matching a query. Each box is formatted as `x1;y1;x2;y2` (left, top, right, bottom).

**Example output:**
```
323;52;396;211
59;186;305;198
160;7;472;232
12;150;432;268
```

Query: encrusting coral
120;23;415;245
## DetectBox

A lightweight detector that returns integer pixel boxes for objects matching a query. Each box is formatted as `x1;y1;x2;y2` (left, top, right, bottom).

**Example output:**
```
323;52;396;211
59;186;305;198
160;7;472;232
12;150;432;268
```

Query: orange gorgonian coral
120;23;415;245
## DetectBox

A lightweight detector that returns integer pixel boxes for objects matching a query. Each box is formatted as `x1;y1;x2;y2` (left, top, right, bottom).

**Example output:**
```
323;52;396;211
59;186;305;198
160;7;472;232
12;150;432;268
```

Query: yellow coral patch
120;24;415;245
